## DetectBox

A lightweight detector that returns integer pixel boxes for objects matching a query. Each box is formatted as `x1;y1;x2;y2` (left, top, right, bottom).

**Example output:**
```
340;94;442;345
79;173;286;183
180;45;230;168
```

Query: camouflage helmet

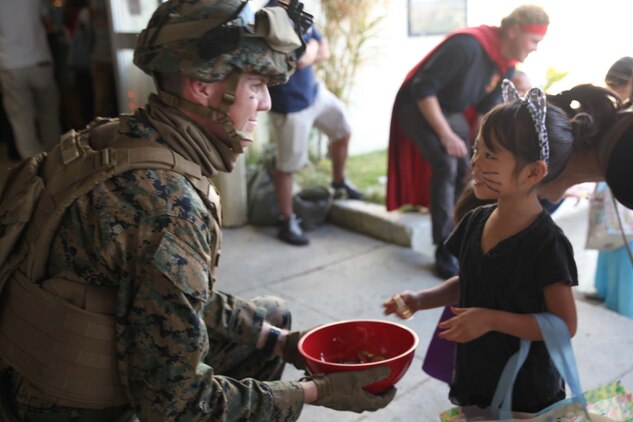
134;0;311;85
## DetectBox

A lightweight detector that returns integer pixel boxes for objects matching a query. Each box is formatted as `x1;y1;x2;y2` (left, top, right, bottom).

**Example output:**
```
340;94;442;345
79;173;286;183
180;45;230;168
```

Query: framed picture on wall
408;0;467;36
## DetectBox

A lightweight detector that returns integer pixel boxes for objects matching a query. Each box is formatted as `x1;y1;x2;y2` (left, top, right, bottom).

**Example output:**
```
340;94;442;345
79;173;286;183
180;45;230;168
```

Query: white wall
338;0;633;155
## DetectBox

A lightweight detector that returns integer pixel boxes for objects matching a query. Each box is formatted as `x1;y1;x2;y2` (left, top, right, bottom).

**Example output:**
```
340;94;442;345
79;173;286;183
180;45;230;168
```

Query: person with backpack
0;1;395;420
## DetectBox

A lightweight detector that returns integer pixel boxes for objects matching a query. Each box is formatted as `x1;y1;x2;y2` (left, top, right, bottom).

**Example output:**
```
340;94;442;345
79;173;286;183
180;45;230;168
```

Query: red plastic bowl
298;319;419;394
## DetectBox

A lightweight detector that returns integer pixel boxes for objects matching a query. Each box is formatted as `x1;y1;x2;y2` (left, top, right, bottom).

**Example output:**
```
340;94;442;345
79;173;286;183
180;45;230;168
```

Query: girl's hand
437;307;493;343
383;292;417;319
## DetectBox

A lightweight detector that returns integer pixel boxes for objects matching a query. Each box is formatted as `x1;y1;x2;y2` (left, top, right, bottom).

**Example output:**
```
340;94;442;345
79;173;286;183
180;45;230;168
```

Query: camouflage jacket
34;116;304;420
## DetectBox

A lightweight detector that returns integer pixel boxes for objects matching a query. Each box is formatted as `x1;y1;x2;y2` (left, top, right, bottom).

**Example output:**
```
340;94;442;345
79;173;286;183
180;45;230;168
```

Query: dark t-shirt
445;204;578;413
268;25;322;114
399;35;513;115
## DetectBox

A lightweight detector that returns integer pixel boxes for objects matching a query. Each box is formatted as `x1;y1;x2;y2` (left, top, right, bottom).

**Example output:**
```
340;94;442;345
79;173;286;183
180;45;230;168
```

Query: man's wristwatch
262;326;281;355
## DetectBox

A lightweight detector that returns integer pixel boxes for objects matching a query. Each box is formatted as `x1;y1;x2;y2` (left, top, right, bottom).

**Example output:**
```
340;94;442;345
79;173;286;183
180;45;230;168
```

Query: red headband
521;24;548;36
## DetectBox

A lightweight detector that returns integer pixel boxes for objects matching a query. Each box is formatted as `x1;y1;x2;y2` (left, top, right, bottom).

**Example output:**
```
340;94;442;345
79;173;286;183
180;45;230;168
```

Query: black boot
278;214;309;246
434;243;459;279
331;179;363;200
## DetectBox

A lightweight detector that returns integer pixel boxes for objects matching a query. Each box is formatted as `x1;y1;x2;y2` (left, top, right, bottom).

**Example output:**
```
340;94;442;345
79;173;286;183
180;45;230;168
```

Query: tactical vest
0;118;223;410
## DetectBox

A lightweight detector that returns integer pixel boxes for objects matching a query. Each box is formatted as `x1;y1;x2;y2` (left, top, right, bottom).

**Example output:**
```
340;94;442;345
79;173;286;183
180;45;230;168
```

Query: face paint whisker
483;182;502;193
482;176;502;186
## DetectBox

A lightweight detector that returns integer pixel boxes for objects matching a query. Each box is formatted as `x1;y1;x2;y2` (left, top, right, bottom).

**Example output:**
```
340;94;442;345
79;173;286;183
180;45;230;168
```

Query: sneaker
331;179;363;200
278;214;310;246
434;244;459;279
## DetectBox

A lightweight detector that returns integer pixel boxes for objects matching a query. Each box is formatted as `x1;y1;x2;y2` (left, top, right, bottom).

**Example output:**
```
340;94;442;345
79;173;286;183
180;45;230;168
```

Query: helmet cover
134;0;310;85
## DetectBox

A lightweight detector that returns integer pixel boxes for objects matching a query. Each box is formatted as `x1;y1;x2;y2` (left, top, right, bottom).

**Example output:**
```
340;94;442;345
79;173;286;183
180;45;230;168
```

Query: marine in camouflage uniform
0;0;396;420
7;111;303;420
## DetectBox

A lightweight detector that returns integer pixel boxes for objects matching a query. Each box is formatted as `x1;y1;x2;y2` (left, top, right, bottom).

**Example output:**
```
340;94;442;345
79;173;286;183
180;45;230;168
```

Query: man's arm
408;36;492;157
108;172;303;421
296;38;319;69
297;26;328;69
315;37;329;62
417;96;468;157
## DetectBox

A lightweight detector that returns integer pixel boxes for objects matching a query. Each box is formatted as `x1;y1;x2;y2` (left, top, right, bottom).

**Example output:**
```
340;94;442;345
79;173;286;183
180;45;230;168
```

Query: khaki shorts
270;83;351;172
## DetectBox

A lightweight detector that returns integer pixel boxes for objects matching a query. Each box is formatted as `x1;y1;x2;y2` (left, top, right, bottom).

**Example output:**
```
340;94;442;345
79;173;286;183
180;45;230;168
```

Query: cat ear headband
502;78;550;165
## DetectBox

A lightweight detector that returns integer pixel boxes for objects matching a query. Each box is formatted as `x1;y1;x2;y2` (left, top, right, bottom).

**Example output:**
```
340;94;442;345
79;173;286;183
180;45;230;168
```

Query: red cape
385;25;516;211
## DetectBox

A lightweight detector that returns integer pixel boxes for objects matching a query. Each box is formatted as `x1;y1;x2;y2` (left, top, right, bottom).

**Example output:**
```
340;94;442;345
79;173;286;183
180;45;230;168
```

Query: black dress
445;204;578;413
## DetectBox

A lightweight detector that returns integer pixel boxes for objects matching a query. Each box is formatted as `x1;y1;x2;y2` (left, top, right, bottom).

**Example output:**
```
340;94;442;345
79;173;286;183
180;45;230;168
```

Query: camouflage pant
206;295;292;381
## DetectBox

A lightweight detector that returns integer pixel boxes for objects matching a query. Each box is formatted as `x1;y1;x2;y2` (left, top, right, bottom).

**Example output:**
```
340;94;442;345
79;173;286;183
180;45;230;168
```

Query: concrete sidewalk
216;200;633;421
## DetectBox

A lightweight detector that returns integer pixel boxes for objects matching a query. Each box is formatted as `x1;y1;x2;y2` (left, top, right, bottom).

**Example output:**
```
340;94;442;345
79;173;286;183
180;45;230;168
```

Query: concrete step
327;199;433;254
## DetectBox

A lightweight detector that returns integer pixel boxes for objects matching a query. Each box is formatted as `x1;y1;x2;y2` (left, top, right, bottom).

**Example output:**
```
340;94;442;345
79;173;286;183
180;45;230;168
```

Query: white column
212;154;248;227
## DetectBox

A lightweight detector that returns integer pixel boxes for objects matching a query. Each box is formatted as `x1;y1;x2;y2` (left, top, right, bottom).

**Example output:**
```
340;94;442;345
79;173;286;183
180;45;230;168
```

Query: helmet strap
157;72;250;154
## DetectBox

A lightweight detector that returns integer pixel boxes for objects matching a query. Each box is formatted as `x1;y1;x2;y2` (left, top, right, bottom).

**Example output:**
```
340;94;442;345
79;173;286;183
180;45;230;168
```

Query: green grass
296;149;388;204
246;142;389;205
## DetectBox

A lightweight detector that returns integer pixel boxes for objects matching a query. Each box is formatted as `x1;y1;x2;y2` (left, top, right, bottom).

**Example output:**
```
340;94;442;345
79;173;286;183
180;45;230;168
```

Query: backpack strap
24;124;222;282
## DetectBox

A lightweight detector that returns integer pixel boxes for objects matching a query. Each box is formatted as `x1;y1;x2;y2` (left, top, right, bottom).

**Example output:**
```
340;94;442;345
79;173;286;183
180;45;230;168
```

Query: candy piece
393;294;413;319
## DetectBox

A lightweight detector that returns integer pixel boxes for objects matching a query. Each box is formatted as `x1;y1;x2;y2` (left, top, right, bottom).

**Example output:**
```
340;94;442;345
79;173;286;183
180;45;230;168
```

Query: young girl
384;80;601;413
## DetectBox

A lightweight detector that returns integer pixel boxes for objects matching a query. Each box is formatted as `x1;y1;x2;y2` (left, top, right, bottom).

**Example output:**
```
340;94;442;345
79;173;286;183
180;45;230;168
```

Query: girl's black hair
479;100;573;184
479;84;623;184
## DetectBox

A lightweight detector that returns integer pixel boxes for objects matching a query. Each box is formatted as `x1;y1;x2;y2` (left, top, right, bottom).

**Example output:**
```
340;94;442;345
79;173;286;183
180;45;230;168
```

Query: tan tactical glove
282;330;306;370
310;366;396;413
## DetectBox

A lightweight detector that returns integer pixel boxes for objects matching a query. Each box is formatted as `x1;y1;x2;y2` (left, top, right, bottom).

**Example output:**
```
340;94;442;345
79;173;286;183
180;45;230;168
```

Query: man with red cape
386;5;549;278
